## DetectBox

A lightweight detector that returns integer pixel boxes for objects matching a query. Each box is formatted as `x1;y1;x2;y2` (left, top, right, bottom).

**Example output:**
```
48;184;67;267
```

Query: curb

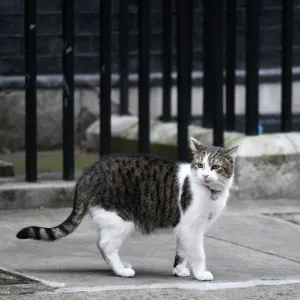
0;181;75;209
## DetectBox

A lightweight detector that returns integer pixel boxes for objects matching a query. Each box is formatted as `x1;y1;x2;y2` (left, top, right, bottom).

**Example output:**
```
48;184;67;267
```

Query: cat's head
189;137;238;191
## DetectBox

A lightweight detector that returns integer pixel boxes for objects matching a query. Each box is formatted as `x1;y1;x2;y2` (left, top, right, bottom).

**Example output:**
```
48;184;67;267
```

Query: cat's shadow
21;267;173;278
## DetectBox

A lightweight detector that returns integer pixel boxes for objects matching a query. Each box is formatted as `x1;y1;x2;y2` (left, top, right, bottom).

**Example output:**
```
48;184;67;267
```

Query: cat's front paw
173;266;190;277
194;270;214;281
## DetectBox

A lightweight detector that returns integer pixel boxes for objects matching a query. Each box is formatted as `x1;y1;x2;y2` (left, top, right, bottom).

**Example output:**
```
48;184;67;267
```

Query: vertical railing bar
62;0;75;180
202;1;224;146
281;0;293;132
176;0;193;161
213;1;225;147
202;1;213;128
99;0;112;156
161;0;172;122
138;0;151;153
245;0;260;135
25;0;37;182
119;0;129;115
225;0;237;131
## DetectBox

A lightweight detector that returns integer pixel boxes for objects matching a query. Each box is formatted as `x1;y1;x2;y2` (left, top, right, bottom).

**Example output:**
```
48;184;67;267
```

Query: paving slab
0;200;300;293
209;213;300;263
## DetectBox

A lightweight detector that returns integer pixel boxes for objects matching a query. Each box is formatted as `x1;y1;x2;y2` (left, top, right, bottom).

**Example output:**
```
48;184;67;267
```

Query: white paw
123;262;133;269
173;266;190;277
194;270;214;281
114;267;135;278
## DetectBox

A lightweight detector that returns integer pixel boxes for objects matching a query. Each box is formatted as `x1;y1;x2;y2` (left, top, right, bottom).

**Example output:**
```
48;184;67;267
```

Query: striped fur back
16;154;186;240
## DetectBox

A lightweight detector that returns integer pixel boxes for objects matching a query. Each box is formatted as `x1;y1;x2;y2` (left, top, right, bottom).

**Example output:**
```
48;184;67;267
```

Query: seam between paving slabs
261;213;300;230
206;235;300;265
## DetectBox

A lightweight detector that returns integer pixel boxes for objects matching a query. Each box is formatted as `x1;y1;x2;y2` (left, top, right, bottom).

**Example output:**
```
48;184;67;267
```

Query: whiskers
212;178;229;191
189;172;230;192
212;181;226;191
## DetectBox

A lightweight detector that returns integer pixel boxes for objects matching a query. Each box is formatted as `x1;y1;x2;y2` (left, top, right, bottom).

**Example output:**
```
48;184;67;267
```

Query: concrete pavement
1;199;300;299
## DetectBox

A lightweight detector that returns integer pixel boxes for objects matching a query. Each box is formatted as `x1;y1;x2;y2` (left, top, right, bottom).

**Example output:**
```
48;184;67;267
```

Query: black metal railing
245;0;260;136
62;0;75;180
25;0;37;182
281;0;294;132
160;0;173;123
138;0;151;154
99;0;112;157
119;0;129;116
23;0;295;182
225;0;237;132
176;0;193;161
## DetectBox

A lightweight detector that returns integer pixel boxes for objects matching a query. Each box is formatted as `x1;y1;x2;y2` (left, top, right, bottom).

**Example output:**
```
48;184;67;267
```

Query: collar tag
211;190;218;201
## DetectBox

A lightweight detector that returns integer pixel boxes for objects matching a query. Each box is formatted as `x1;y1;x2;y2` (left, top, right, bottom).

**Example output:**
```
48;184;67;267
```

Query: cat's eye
211;165;220;170
196;163;203;169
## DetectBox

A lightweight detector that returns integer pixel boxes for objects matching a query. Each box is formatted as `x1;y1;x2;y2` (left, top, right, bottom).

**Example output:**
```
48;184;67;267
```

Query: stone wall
0;88;118;150
86;115;300;200
1;79;300;151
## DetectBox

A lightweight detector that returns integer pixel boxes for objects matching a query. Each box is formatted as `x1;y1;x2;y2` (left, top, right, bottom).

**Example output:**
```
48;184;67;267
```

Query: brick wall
0;0;299;77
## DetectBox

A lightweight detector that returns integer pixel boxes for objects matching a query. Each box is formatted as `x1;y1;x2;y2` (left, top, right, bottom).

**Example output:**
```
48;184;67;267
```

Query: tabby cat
16;137;238;281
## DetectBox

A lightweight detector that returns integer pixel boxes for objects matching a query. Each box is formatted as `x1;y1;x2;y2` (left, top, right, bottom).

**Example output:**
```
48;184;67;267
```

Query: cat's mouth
203;181;212;186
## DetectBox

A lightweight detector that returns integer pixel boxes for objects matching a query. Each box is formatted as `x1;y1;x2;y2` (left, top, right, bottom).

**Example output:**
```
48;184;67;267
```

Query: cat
16;137;238;281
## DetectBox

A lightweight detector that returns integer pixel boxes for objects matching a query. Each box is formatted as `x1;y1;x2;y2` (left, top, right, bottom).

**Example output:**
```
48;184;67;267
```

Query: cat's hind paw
114;267;135;278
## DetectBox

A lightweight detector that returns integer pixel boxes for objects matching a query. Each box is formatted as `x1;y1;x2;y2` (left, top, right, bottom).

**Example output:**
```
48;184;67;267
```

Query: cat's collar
205;186;220;201
210;189;219;200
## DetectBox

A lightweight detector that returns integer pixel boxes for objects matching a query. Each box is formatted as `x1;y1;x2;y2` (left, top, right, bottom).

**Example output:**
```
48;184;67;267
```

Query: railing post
245;0;260;135
160;0;172;122
203;1;224;146
25;0;37;182
99;0;112;156
119;0;129;115
226;0;237;132
138;0;151;153
62;0;75;180
202;1;213;129
281;0;293;132
176;0;193;161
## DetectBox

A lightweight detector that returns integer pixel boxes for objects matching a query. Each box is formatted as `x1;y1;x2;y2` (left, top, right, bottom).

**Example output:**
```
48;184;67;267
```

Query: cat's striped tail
16;191;86;242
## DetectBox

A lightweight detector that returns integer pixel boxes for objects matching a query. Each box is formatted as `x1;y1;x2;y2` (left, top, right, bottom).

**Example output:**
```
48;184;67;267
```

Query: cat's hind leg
97;238;132;269
91;207;135;278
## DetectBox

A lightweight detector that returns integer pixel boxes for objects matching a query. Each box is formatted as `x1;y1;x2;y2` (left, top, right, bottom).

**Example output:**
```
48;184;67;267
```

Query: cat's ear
225;145;239;158
190;137;203;153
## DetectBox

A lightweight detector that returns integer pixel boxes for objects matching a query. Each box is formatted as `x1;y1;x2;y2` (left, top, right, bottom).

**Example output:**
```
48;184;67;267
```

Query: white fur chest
185;184;228;231
176;164;230;233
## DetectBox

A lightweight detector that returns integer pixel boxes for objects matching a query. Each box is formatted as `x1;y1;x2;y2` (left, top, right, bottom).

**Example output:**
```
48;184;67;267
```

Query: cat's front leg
189;233;213;281
173;238;190;277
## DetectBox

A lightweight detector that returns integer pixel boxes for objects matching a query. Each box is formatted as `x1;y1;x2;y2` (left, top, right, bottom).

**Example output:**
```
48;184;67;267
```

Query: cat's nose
203;175;209;181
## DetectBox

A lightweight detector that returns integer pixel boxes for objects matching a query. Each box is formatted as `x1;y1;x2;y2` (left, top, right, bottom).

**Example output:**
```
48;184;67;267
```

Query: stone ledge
1;124;300;209
85;115;244;161
85;116;300;201
0;161;14;177
0;181;75;209
233;132;300;200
